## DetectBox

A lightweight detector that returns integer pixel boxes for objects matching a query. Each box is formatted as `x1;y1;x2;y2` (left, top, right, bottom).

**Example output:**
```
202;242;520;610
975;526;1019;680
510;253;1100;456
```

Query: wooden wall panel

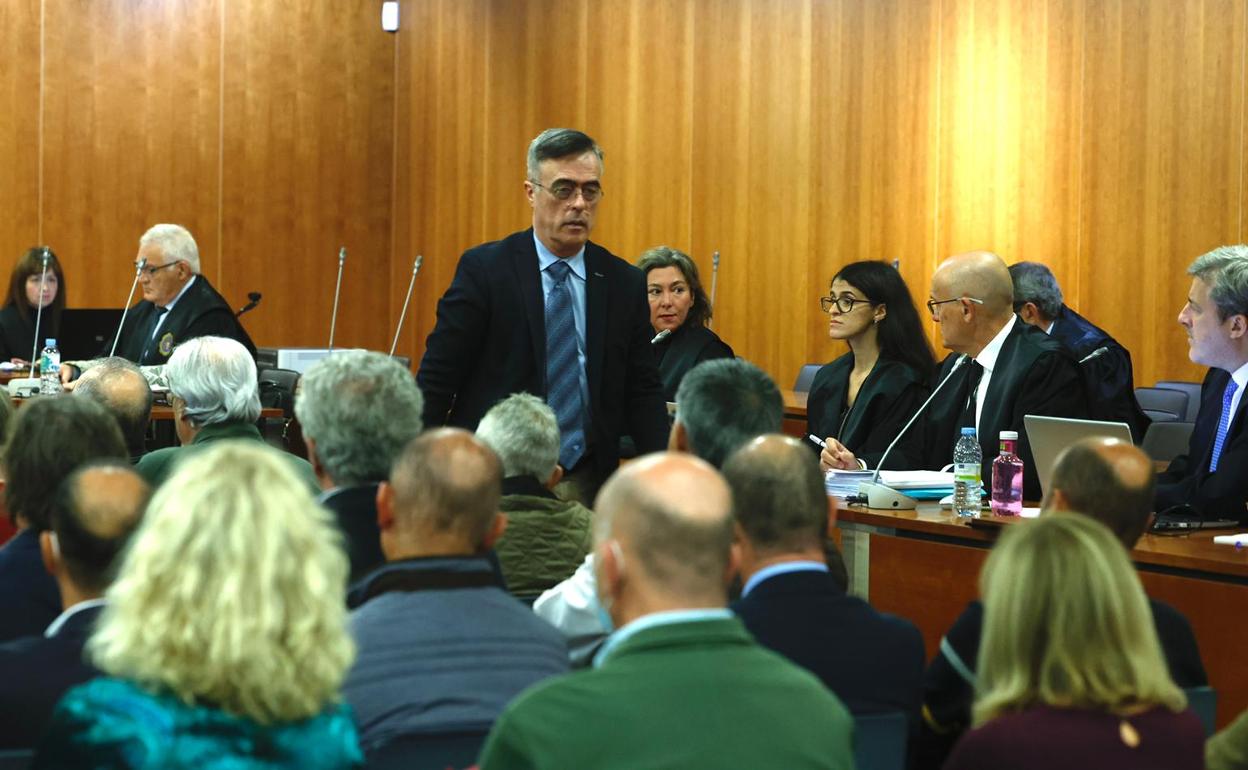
0;0;41;263
1079;0;1246;387
41;0;221;309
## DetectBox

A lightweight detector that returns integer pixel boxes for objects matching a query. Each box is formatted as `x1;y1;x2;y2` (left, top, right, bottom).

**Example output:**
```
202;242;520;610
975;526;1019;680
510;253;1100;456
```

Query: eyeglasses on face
137;261;180;277
531;180;603;203
820;295;872;314
926;296;985;317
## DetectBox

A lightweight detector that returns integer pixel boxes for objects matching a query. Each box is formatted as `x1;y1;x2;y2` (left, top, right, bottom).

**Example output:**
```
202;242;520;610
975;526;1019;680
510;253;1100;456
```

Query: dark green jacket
135;422;319;492
494;477;593;595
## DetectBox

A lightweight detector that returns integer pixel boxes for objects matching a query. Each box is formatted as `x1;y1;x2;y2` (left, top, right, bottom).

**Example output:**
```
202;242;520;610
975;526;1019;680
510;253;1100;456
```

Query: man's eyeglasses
531;181;603;203
926;296;985;316
136;262;180;277
820;295;872;314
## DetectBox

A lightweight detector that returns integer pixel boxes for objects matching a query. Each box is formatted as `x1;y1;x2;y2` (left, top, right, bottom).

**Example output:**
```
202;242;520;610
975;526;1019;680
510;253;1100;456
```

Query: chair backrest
258;367;301;416
1134;387;1189;423
1141;421;1195;462
793;364;822;393
1185;686;1218;737
853;711;907;770
364;730;489;770
0;749;34;770
1155;380;1203;422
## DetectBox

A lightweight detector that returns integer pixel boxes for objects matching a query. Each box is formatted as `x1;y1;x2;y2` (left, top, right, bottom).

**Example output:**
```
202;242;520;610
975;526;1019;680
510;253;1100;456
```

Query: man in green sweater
479;452;855;770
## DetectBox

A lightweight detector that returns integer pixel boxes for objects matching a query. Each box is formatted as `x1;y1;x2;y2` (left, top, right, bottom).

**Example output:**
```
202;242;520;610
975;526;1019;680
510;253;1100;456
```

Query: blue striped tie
1210;378;1239;472
545;260;585;470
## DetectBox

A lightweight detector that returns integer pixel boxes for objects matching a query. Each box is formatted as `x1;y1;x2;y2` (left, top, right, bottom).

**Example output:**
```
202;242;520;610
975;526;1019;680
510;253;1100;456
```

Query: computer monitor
1023;414;1133;499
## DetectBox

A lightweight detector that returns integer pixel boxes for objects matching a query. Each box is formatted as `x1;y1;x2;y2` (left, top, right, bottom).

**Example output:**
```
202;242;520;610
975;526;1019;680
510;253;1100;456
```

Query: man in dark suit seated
417;128;668;504
72;357;154;464
725;434;924;730
1156;246;1248;521
1009;261;1150;442
479;452;856;770
0;461;148;748
920;437;1208;766
295;350;425;584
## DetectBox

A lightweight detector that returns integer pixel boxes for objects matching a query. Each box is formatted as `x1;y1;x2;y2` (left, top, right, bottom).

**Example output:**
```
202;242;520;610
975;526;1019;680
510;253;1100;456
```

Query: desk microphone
110;257;147;357
857;354;971;510
29;247;51;370
650;329;671;345
236;292;262;318
389;255;422;357
327;247;346;352
1079;346;1109;364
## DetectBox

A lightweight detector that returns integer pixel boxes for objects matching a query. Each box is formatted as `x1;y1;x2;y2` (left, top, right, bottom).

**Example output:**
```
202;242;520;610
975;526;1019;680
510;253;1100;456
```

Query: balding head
45;462;148;596
74;358;153;457
594;453;734;621
723;435;828;555
930;251;1016;354
1042;437;1156;547
380;428;504;558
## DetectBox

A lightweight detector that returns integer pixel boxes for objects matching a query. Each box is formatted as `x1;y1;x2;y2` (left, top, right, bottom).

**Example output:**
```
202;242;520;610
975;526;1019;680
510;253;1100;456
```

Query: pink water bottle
990;430;1023;516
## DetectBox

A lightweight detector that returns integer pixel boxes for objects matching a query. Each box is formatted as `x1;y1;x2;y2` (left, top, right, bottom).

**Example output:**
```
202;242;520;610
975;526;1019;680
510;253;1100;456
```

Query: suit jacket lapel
978;324;1021;440
584;245;606;416
513;231;547;380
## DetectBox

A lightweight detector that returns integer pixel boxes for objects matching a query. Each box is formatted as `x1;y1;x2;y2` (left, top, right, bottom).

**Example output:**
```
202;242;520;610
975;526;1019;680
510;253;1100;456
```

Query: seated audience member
72;357;154;463
810;261;934;471
36;443;361;768
725;435;924;728
0;462;147;748
344;428;567;752
294;350;424;584
922;438;1207;765
136;336;317;490
477;392;593;594
917;251;1086;500
479;453;855;770
0;394;14;546
1157;245;1248;521
1010;261;1150;441
636;246;734;401
1208;707;1248;769
0;397;127;643
0;246;65;364
943;514;1203;770
534;357;788;663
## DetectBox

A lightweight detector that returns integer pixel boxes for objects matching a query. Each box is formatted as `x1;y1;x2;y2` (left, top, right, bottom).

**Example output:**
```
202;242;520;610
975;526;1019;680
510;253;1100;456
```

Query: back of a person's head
974;514;1185;725
4;397;127;530
674;358;783;468
1008;261;1064;319
88;441;353;725
295;350;424;486
50;461;149;594
165;336;260;427
1045;438;1156;548
389;428;503;550
476;392;560;483
723;435;826;555
73;357;153;455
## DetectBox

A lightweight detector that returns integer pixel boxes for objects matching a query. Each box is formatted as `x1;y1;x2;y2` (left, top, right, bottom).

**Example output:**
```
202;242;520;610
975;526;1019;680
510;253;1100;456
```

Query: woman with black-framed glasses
809;261;935;471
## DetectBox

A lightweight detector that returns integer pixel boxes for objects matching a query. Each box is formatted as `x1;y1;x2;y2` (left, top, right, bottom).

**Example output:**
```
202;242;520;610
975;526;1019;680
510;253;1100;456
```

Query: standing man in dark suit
418;129;668;503
1156;246;1248;521
1009;261;1150;442
920;251;1087;500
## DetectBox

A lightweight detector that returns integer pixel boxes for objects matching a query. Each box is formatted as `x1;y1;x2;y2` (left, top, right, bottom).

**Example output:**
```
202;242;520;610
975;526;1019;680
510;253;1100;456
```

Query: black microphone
650;329;672;345
857;354;972;509
1079;346;1109;364
110;257;148;357
236;292;262;317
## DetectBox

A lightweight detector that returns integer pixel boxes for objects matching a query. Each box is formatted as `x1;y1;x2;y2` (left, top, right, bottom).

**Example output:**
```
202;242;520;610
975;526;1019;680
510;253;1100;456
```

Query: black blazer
321;483;385;586
417;229;668;475
0;604;102;748
1048;305;1150;442
917;320;1087;500
806;354;930;469
112;275;256;365
1157;368;1248;520
0;303;59;363
0;529;61;644
655;324;734;402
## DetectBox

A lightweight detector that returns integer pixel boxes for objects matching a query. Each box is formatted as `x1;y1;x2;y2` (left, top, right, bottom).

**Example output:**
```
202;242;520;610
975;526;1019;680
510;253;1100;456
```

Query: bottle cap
960;427;976;436
999;430;1018;440
45;338;56;346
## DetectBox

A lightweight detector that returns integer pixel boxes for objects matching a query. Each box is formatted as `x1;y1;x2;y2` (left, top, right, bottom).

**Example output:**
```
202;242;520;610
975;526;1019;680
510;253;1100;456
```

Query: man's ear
376;482;396;532
304;437;324;478
669;420;689;453
482;512;508;550
39;530;58;577
545;464;564;491
1228;313;1248;340
1041;488;1069;516
826;496;838;538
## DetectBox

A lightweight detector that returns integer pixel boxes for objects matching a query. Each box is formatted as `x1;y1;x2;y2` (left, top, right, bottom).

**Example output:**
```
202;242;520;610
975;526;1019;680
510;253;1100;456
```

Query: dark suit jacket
806;354;930;469
917;320;1087;500
0;603;102;748
1048;305;1150;442
0;529;61;644
731;569;924;729
0;303;59;363
417;229;668;474
112;275;255;365
1156;368;1248;520
320;483;385;586
654;324;734;402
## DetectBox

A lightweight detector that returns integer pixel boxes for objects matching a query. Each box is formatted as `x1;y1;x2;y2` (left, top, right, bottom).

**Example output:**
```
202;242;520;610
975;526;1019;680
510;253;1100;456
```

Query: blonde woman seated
944;514;1203;770
34;443;362;769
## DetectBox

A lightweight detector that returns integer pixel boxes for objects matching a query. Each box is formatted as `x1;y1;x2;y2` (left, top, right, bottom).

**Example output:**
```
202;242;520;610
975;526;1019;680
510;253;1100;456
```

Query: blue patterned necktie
1210;378;1239;472
544;260;585;470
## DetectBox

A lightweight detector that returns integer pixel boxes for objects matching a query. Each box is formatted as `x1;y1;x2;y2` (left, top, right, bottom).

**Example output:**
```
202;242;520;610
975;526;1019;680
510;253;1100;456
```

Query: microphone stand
327;247;346;352
707;251;720;329
29;248;51;372
110;257;147;357
389;255;422;357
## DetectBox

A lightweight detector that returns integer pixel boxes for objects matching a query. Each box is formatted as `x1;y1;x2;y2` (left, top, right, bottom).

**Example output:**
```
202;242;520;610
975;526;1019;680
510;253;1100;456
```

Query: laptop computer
1023;414;1134;499
58;308;124;361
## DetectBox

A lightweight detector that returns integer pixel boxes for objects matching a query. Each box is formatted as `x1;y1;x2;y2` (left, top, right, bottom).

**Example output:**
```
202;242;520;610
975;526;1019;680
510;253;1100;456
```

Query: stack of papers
825;470;960;501
824;470;874;499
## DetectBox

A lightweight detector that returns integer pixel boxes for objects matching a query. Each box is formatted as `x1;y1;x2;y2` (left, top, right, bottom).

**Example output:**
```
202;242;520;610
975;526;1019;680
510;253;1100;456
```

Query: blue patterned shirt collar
533;232;586;282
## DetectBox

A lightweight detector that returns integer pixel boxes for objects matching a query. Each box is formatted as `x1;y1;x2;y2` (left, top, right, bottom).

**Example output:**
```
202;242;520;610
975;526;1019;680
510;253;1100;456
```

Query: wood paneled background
2;0;1246;388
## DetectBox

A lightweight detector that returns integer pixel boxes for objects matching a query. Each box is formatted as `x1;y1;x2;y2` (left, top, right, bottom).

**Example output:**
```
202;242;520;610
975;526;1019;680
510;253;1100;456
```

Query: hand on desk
819;438;861;472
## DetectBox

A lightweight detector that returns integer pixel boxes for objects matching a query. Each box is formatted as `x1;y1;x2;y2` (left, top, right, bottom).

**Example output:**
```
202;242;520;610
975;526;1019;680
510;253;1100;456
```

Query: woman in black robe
0;247;66;365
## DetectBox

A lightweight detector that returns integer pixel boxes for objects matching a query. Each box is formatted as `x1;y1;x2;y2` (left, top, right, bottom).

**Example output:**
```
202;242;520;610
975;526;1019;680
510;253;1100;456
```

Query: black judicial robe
1049;304;1150;442
654;323;734;402
806;354;929;469
0;304;58;363
112;275;255;365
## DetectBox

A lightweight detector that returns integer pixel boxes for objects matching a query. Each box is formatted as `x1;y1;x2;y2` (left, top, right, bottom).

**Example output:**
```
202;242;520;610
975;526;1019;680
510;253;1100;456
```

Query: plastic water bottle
952;427;982;517
990;430;1024;516
39;338;60;396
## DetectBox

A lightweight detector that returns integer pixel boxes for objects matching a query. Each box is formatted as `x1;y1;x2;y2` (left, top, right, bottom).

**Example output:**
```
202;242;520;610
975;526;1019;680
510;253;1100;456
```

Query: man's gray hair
1189;245;1248;320
674;358;784;469
165;336;260;427
526;128;603;181
1008;262;1064;319
476;393;560;481
73;357;153;455
139;224;201;274
294;350;424;486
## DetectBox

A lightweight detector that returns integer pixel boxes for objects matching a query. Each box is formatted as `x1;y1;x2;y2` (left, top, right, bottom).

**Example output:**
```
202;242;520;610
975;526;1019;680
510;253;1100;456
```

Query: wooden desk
836;503;1248;728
